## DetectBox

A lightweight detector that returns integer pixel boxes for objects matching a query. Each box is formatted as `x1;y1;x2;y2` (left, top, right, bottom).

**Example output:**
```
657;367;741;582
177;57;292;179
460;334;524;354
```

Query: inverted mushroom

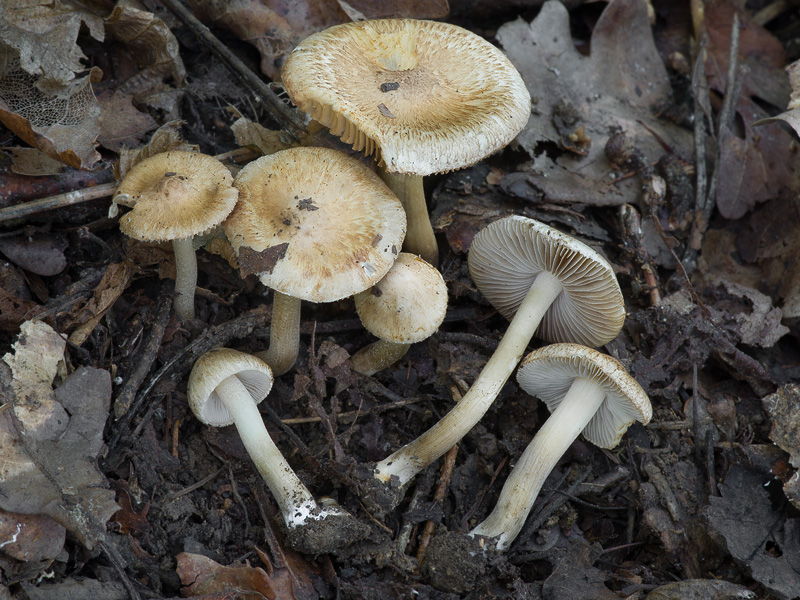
281;18;531;265
369;216;625;504
112;151;239;321
188;348;366;554
351;252;448;375
223;146;406;375
470;343;652;551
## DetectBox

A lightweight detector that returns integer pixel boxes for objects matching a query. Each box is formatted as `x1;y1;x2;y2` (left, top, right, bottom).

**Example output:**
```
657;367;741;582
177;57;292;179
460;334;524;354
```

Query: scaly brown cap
224;146;406;303
281;19;531;176
114;151;238;241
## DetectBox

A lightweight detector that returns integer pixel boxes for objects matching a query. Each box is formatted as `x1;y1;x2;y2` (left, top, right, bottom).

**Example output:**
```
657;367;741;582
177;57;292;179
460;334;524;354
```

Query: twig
158;0;306;140
279;396;423;424
416;443;459;568
459;456;508;530
163;462;229;502
113;280;174;418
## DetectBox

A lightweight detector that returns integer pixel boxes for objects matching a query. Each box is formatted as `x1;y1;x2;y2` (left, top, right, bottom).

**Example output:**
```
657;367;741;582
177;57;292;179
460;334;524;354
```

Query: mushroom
223;146;406;375
112;151;238;321
351;252;447;375
470;343;652;550
281;18;530;265
188;348;367;554
370;216;625;502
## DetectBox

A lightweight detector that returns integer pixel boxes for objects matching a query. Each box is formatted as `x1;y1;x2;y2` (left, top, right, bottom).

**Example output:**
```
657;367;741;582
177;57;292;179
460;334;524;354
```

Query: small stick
158;0;306;140
416;443;459;568
113;280;174;418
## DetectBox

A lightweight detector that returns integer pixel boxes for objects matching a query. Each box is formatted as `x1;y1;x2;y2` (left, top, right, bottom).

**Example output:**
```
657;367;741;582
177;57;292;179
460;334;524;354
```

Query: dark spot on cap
237;243;290;277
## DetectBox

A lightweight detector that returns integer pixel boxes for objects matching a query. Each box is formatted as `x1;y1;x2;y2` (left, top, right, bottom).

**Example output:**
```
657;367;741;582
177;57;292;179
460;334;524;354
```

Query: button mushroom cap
467;215;625;347
113;151;239;321
470;343;651;551
282;18;531;176
223;146;406;375
281;18;531;265
351;252;448;375
370;216;625;497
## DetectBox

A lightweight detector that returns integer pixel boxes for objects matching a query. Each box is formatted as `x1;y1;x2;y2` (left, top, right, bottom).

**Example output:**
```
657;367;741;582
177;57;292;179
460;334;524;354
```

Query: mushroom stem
256;291;301;376
470;377;605;550
380;170;438;265
351;340;412;376
214;374;319;527
172;237;197;321
374;271;563;486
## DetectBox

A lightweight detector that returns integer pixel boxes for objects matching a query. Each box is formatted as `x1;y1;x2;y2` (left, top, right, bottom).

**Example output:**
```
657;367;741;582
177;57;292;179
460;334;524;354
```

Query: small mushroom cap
224;146;406;303
517;344;652;448
188;348;274;427
354;253;447;343
282;18;530;176
467;215;625;347
114;151;238;242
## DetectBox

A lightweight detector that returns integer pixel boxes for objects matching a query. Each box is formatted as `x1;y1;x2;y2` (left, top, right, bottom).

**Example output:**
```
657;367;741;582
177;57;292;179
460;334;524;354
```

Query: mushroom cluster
112;17;654;566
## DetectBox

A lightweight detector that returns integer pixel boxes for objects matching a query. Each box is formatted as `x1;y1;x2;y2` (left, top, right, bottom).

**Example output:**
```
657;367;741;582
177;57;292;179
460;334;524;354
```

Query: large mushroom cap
224;147;406;303
281;19;531;176
354;253;447;343
114;151;238;242
517;344;652;448
467;215;625;347
188;348;274;427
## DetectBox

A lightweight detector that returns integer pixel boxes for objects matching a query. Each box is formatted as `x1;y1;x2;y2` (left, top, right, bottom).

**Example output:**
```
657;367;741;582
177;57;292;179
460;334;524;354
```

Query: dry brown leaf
762;384;800;511
0;52;102;169
114;120;196;180
189;0;296;81
0;232;67;276
703;2;797;219
176;552;278;599
0;287;43;333
230;116;294;156
64;260;136;346
0;148;67;176
0;321;119;550
0;0;104;89
96;90;159;153
105;1;187;97
497;0;692;206
0;509;66;563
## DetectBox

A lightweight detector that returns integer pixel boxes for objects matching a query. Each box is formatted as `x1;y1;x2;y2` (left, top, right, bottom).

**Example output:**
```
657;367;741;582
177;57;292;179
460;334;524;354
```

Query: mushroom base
282;508;371;555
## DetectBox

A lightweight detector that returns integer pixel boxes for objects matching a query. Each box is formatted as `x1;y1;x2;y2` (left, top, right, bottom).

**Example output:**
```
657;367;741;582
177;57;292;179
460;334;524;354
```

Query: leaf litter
2;0;800;598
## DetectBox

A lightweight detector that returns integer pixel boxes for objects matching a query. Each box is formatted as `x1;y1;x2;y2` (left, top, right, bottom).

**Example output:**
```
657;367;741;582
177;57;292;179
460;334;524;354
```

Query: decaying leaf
762;384;800;510
764;58;800;135
105;2;187;96
0;287;43;333
0;148;67;176
96;90;158;153
0;321;119;550
496;0;692;206
62;260;136;346
230;116;294;156
706;466;800;600
0;0;104;89
176;552;278;599
0;232;67;277
0;509;66;563
644;579;755;600
114;120;196;180
541;537;617;600
0;52;102;169
703;3;797;219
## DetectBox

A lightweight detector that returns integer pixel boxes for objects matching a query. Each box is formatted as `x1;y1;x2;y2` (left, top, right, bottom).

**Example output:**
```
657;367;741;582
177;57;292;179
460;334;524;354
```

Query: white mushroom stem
351;340;411;376
213;374;320;528
256;291;301;376
470;377;606;550
380;170;438;266
172;237;198;321
374;271;564;486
